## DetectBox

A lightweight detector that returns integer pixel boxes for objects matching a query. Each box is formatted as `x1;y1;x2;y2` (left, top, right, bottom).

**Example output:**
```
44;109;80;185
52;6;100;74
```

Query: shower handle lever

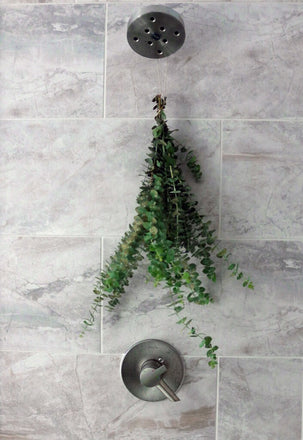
139;359;180;402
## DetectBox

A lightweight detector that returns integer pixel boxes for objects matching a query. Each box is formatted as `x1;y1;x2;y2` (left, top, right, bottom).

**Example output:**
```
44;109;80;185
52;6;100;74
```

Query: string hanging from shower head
127;5;186;59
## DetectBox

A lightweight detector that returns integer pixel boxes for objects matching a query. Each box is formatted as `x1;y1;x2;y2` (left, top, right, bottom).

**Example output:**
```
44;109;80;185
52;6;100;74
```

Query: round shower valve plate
127;5;186;59
120;339;185;401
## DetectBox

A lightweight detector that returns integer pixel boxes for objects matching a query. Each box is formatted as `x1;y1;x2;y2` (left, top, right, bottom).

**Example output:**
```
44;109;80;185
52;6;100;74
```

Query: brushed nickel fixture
127;5;185;59
121;339;185;402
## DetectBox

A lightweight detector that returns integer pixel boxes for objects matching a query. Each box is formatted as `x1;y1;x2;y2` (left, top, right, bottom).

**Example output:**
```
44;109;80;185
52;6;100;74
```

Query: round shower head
127;5;185;59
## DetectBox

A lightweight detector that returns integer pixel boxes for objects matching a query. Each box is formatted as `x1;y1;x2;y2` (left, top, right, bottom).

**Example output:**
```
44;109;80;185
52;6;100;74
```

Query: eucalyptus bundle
81;95;253;368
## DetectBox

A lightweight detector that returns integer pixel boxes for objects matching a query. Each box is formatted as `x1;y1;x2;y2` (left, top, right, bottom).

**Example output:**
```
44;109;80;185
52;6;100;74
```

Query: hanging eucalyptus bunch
81;95;254;368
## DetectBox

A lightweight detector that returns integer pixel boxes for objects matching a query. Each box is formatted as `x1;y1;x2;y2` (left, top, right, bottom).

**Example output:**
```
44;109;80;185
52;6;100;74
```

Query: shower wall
0;2;302;439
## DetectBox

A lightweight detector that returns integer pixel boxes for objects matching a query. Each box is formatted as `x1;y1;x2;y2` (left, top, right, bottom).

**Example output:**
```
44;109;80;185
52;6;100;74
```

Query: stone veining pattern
0;2;302;440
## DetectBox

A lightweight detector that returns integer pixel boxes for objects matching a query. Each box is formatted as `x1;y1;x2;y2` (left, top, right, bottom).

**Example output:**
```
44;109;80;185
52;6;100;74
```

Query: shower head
127;5;185;59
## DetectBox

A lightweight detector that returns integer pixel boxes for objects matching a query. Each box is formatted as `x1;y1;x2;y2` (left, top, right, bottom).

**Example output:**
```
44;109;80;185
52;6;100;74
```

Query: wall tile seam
216;355;303;360
223;153;303;159
0;349;302;360
0;234;106;238
0;1;106;5
1;349;302;360
2;234;303;242
218;120;223;238
103;3;108;119
219;236;303;242
102;355;303;360
2;1;303;5
1;117;303;122
100;236;104;354
104;0;303;2
215;356;220;440
222;153;303;164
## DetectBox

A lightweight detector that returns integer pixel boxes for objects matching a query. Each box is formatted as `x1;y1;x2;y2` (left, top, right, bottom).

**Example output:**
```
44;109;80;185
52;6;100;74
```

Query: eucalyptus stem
81;95;254;368
169;164;180;243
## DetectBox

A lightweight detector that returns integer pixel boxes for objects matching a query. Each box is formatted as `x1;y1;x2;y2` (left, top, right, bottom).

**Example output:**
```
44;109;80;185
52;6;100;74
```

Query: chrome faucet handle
140;359;180;402
121;339;185;402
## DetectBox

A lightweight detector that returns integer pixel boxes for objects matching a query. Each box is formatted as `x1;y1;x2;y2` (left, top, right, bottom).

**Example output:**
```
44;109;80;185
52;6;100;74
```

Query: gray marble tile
218;358;302;440
0;4;104;118
0;352;216;440
221;121;303;239
0;119;148;236
210;240;303;356
0;236;100;352
106;3;303;118
103;238;303;357
0;119;219;235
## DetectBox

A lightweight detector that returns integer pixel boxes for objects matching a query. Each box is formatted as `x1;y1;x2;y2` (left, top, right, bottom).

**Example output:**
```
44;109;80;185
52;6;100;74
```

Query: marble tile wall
0;2;302;440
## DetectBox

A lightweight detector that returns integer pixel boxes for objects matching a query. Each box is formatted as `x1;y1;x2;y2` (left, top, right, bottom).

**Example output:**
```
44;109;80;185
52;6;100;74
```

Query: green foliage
81;95;254;368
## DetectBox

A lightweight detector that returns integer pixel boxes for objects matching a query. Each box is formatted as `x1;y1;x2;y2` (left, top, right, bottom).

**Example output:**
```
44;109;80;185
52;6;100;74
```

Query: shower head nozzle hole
174;30;180;36
148;41;153;46
133;36;139;42
162;38;168;44
160;26;166;32
152;32;161;41
150;16;156;22
157;50;163;55
144;28;150;34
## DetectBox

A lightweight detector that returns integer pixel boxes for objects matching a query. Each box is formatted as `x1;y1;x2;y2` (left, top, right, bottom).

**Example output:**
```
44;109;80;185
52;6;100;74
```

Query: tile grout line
215;357;220;440
1;117;303;122
1;349;302;359
222;152;303;159
0;234;108;239
105;117;303;121
100;236;104;355
2;2;303;6
218;120;223;239
214;355;303;359
84;354;303;359
106;1;303;3
1;234;303;242
218;237;303;242
0;117;303;123
103;3;108;119
302;375;303;440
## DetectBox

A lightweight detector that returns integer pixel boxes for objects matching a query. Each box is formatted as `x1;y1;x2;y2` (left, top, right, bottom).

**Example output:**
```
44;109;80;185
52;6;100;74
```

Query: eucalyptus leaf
81;95;255;370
